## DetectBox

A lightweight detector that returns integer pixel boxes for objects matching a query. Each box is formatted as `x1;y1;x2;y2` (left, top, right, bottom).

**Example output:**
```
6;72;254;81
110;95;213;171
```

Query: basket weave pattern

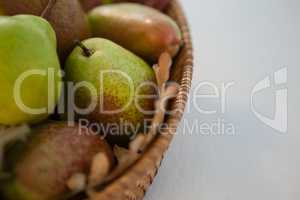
90;1;193;199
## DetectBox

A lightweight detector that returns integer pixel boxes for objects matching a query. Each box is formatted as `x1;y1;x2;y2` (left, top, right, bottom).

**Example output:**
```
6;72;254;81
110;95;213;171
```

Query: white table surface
145;0;300;200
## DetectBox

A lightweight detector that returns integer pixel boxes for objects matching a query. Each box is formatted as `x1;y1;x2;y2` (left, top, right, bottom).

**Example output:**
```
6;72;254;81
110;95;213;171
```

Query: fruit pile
0;0;182;200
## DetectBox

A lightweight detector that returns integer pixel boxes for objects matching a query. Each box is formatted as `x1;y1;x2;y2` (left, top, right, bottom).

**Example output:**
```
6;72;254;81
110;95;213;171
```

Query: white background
145;0;300;200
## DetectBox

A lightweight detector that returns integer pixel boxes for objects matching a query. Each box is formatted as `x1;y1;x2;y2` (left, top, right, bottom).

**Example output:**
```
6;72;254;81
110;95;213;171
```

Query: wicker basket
89;1;193;199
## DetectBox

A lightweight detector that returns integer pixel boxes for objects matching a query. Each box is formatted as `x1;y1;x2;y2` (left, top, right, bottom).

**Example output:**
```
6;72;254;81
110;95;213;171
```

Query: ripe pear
0;0;91;61
0;15;61;125
88;3;182;62
65;38;156;145
1;122;114;200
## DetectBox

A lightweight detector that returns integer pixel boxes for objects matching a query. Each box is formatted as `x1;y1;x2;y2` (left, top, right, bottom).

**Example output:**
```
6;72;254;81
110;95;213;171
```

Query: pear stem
75;40;94;57
41;0;57;18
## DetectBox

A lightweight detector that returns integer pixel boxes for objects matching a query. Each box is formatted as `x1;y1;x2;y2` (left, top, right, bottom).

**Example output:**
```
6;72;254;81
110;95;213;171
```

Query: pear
1;122;114;200
65;38;156;145
0;0;91;61
88;3;182;62
0;15;61;125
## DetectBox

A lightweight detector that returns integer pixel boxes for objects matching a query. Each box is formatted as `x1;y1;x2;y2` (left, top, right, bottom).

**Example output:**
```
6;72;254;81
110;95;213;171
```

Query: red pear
88;3;182;62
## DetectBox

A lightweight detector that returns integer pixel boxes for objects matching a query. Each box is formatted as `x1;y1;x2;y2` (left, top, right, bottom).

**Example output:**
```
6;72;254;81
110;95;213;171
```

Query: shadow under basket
87;1;193;199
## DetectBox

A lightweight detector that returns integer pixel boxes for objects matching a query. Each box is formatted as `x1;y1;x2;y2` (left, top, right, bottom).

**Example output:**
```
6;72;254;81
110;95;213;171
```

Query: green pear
0;0;91;61
0;15;61;125
65;38;156;145
88;3;182;62
1;122;114;200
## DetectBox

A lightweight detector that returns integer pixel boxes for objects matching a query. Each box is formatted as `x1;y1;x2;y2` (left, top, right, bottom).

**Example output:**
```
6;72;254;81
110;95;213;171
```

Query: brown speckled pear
1;122;114;200
0;0;91;61
65;38;156;146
